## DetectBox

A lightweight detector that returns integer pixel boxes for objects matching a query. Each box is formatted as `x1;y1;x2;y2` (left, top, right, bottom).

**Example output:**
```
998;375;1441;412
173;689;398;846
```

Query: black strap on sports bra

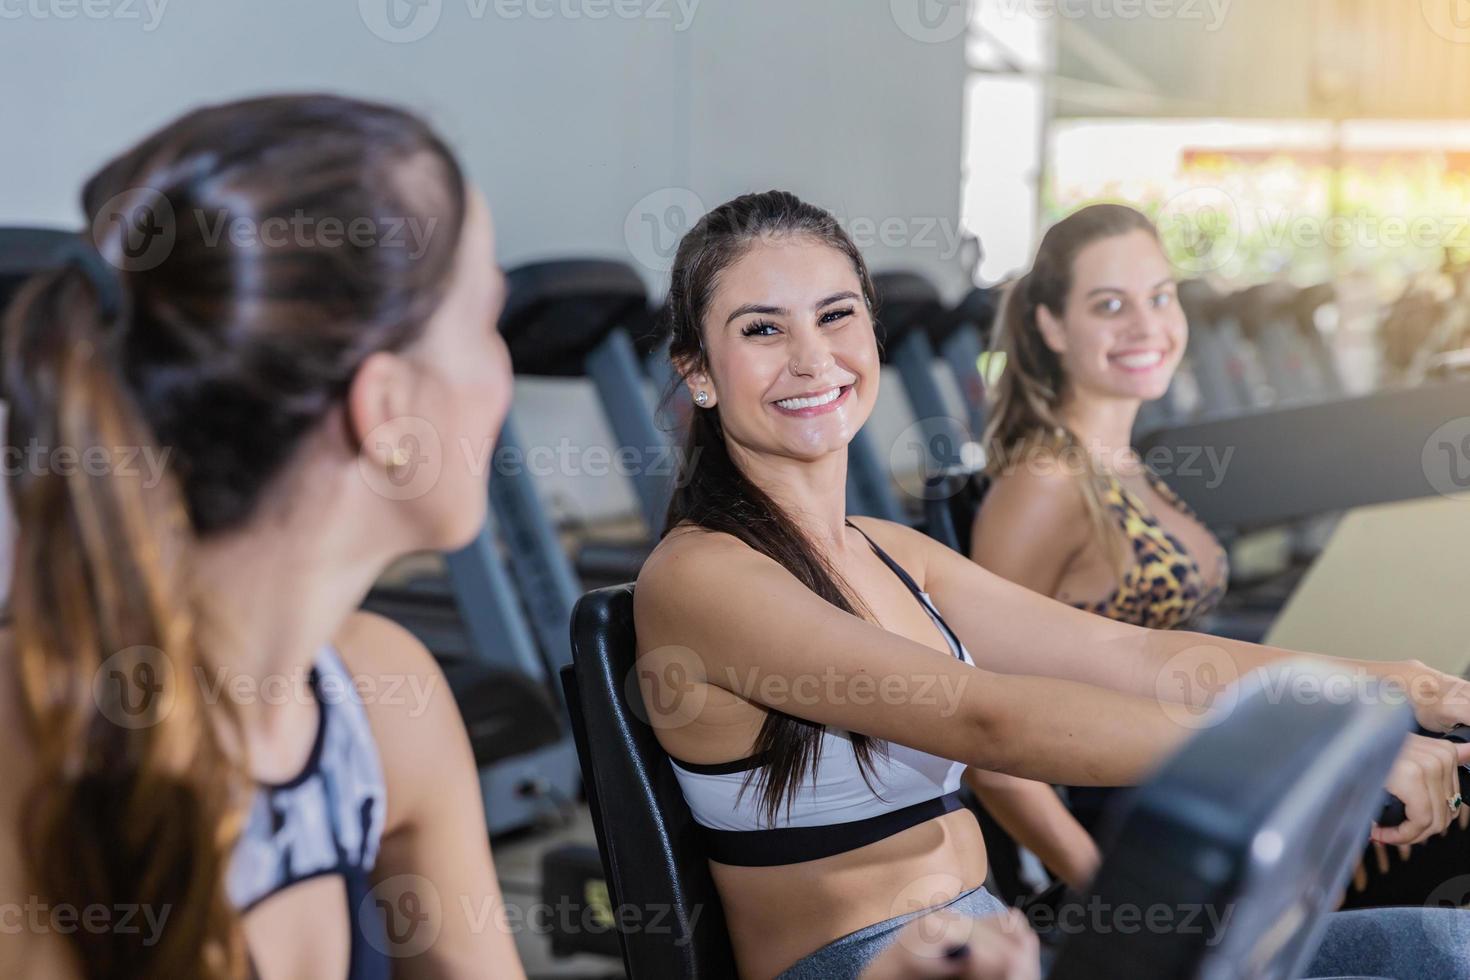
845;520;967;661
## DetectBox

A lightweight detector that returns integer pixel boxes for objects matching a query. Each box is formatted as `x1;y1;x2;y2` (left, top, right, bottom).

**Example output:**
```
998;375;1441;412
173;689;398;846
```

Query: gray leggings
775;886;1470;979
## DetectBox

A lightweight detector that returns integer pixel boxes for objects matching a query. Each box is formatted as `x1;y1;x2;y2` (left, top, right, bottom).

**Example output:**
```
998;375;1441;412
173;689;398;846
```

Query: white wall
1;0;969;522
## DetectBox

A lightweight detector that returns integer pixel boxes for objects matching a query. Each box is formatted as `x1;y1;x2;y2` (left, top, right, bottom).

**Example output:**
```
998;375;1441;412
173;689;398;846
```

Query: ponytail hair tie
53;236;125;322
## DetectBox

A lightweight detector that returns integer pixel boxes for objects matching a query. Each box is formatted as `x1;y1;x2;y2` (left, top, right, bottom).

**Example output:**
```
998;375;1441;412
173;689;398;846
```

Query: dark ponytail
5;260;246;977
663;190;883;827
2;94;469;978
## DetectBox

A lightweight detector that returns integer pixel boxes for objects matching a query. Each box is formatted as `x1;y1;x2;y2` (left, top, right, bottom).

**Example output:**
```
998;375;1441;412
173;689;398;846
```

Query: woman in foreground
0;95;525;978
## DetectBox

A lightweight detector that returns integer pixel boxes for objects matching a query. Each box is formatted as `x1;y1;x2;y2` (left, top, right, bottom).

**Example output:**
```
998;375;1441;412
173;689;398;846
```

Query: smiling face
682;234;879;463
1036;228;1186;403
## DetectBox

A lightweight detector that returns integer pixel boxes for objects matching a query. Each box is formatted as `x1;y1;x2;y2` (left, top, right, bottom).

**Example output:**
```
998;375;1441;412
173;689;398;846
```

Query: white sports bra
667;522;975;866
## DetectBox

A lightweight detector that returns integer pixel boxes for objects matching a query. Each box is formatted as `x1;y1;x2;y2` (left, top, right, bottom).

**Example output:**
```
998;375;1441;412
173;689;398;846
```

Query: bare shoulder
983;455;1090;525
332;611;458;829
636;524;769;610
334;608;438;678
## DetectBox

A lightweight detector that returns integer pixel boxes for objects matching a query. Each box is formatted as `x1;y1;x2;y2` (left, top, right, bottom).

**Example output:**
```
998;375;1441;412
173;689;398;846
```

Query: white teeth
775;386;843;410
1114;351;1163;369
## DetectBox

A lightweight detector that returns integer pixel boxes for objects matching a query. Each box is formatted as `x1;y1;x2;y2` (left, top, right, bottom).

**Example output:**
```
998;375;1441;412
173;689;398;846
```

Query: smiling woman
635;190;1470;980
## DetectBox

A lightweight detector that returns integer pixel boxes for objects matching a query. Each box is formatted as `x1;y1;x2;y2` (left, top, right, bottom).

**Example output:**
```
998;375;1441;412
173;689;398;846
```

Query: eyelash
741;307;854;337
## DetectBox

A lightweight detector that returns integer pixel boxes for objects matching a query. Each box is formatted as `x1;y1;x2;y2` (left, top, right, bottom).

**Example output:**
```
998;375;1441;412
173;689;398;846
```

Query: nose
788;324;835;378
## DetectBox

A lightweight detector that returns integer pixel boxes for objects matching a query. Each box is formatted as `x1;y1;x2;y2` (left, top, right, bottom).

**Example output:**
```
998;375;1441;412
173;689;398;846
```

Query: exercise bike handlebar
1376;724;1470;827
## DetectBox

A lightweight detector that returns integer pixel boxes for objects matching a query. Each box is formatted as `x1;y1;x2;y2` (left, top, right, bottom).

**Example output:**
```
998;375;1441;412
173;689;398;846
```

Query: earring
694;390;709;406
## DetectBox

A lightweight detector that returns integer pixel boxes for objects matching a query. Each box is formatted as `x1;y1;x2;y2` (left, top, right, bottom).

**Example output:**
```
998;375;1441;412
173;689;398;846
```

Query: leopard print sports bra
1070;468;1228;630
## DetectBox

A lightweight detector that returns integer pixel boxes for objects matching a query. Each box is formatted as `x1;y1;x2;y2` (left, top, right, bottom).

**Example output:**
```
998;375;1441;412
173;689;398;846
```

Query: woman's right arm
635;532;1192;788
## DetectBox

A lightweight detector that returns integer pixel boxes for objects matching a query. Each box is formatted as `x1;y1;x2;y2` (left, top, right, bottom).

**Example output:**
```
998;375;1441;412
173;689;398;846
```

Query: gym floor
497;807;623;979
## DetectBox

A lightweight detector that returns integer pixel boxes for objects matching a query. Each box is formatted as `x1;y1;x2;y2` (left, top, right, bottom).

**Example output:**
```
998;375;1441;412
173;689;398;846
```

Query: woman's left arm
913;523;1470;732
337;611;528;980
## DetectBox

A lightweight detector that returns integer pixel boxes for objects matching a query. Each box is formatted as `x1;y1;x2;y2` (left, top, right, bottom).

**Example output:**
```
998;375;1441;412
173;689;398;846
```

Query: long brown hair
2;94;467;978
984;203;1163;570
663;190;884;826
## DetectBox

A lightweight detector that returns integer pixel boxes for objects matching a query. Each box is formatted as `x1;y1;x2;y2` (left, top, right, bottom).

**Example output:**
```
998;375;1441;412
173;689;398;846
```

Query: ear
1035;303;1069;357
674;353;717;408
344;350;415;466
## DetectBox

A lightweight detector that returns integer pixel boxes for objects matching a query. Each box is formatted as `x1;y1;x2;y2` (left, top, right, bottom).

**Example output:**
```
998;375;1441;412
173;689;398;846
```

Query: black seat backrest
561;585;737;980
921;467;990;554
872;270;945;357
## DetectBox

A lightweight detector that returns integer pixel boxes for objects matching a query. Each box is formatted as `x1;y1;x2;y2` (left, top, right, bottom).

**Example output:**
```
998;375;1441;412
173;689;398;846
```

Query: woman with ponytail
0;94;524;978
637;189;1470;979
972;202;1469;909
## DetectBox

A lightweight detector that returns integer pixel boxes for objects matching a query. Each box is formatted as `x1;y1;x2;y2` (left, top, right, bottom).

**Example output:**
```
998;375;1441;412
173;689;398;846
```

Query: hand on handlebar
1373;728;1470;846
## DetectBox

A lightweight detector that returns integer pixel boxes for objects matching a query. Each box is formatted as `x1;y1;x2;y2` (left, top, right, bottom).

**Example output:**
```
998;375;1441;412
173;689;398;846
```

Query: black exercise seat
921;466;989;555
563;583;1410;979
561;585;736;979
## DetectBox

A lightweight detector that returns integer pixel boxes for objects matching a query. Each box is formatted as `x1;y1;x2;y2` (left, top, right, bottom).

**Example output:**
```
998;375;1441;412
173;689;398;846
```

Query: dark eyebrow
725;303;786;326
724;291;861;326
816;290;862;308
1084;278;1175;299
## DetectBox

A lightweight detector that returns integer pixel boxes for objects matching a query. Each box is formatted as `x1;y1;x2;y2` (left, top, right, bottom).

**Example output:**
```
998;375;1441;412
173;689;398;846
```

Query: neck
727;440;854;553
189;468;396;769
1057;388;1142;472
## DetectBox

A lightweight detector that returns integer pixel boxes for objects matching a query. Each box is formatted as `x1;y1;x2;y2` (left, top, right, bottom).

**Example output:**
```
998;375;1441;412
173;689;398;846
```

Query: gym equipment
872;271;973;486
1235;282;1338;408
499;259;670;535
1136;375;1470;531
560;585;1410;978
936;285;998;439
1178;279;1266;418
